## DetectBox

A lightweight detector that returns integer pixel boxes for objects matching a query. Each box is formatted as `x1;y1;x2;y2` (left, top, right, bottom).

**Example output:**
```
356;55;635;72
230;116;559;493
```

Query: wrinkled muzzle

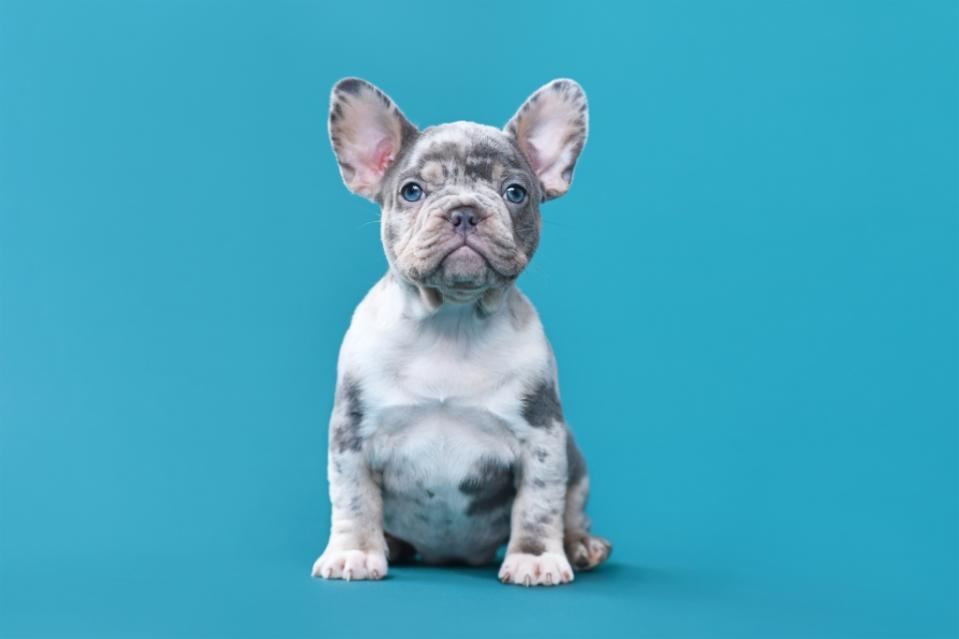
387;188;531;293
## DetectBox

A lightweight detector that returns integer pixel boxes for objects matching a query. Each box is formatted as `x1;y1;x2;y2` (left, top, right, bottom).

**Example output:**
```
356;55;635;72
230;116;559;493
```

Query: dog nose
449;207;479;233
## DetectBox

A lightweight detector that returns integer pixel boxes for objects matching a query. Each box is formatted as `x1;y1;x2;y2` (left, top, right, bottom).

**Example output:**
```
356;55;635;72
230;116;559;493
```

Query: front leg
312;377;388;581
499;381;574;587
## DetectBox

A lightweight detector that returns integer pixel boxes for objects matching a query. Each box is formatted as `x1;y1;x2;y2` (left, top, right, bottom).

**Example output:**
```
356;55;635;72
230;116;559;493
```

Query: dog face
329;78;588;301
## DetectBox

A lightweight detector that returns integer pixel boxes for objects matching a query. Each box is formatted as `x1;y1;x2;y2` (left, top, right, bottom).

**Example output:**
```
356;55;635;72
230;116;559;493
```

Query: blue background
1;1;957;637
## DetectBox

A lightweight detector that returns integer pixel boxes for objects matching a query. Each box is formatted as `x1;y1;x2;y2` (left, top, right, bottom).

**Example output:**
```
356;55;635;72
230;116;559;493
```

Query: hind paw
565;532;612;571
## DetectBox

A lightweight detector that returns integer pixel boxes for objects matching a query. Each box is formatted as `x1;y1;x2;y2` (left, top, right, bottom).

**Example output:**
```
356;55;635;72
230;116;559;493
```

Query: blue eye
400;182;424;202
504;184;527;204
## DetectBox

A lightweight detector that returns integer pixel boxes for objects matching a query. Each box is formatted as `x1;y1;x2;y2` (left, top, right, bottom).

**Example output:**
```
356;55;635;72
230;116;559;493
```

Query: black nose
449;207;479;233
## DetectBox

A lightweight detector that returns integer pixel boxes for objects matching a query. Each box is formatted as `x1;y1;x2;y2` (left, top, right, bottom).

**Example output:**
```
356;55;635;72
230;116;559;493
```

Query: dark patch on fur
566;434;586;486
331;376;364;453
415;141;463;168
515;537;546;556
522;380;564;428
334;78;365;95
459;458;516;515
520;517;547;539
330;101;343;123
465;158;494;181
507;197;540;259
349;495;362;512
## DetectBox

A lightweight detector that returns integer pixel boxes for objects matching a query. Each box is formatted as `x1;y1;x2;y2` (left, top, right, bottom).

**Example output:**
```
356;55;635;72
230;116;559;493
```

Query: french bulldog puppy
312;78;611;586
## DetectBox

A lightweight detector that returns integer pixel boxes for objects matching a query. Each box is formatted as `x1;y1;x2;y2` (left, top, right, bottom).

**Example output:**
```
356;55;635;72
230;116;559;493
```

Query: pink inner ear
372;136;396;174
523;141;544;173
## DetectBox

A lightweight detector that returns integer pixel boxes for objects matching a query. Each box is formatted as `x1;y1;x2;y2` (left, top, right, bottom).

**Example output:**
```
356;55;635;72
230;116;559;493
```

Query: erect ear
328;78;418;200
505;79;588;200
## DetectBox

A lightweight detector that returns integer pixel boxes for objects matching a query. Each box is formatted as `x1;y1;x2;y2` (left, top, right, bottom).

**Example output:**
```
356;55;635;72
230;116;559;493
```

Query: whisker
355;218;382;231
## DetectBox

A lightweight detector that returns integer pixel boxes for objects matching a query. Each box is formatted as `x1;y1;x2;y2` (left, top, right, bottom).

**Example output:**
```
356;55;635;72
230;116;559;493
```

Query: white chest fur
339;276;551;420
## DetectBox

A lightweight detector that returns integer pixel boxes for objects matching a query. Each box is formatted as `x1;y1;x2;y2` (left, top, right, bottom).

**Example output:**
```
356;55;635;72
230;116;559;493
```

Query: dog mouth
401;230;524;292
445;243;485;263
437;244;491;288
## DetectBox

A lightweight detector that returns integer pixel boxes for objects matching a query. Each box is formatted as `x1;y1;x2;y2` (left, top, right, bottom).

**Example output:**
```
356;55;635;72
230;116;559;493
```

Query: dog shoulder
336;275;400;375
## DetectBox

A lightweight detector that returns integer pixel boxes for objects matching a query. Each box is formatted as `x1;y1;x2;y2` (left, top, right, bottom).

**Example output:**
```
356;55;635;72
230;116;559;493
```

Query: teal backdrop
1;1;957;637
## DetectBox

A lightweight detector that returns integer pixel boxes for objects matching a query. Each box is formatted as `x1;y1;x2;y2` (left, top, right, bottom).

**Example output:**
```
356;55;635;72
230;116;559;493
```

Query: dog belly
372;404;517;563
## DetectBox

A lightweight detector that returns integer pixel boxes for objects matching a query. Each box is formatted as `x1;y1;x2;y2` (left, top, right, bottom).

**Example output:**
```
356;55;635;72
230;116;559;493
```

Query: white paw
498;552;573;587
311;549;388;581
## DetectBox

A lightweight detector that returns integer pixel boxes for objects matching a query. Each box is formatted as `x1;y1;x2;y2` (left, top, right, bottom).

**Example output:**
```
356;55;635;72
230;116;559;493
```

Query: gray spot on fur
516;537;545;556
459;458;516;516
465;158;495;181
331;376;364;453
567;434;586;486
334;78;365;95
522;381;564;428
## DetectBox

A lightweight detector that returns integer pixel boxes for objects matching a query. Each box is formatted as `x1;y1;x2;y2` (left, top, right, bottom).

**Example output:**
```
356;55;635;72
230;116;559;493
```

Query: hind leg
563;469;612;571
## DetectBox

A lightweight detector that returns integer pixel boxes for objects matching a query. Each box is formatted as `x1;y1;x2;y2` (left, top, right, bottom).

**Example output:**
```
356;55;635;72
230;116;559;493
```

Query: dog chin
429;245;494;295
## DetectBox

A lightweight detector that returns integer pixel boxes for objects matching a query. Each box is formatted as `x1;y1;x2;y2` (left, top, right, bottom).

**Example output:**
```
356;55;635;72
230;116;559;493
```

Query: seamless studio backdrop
1;1;957;638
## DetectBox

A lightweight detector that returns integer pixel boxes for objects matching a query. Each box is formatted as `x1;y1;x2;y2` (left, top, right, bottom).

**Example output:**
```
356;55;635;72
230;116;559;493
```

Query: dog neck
385;269;511;324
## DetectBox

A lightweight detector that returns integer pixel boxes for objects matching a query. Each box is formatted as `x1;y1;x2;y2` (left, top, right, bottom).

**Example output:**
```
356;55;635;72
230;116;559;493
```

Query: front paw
498;552;573;587
311;549;388;581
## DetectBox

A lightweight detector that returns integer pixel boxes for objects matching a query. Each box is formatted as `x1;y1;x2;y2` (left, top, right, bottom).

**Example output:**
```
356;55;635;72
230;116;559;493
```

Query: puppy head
329;78;588;304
